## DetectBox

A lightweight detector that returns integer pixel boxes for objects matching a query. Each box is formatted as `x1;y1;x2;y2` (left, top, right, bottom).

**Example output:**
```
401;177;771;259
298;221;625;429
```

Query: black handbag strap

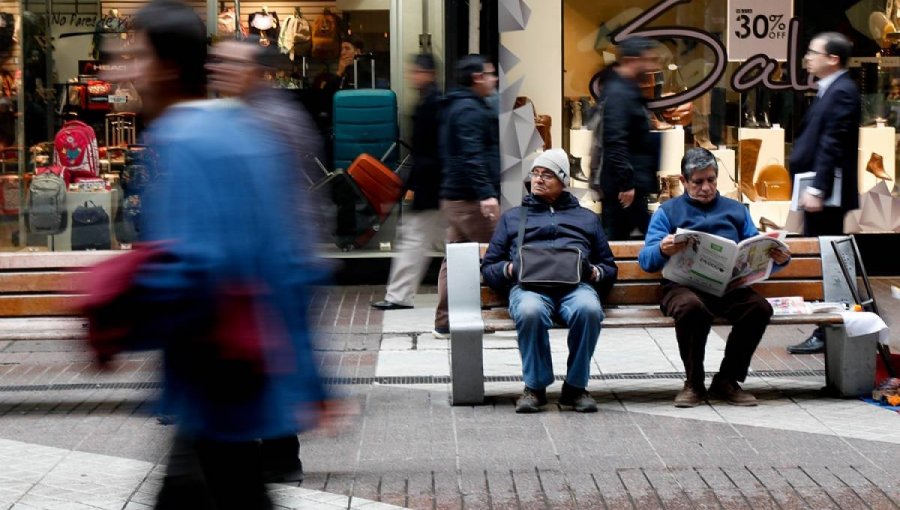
516;205;527;254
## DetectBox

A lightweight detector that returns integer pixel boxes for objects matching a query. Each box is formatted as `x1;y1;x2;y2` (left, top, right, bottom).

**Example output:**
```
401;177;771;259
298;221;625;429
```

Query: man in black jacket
591;37;661;240
372;54;445;310
483;149;617;413
433;54;499;337
787;32;861;355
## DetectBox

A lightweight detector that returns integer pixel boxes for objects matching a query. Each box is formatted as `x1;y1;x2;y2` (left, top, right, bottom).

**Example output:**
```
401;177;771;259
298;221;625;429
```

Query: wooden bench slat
0;295;82;317
606;237;822;259
615;258;822;281
0;272;81;293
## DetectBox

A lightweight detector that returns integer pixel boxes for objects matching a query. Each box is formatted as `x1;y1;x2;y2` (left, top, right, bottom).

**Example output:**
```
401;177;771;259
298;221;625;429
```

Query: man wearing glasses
639;148;791;408
433;54;500;338
482;149;618;413
787;32;861;355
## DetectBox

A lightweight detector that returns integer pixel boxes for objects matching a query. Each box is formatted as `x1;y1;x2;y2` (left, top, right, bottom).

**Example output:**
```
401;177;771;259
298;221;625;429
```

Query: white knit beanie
530;148;570;187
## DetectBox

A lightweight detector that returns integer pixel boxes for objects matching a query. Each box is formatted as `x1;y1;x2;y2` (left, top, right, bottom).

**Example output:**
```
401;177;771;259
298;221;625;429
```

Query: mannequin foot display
867;152;892;180
759;217;782;232
739;138;763;202
650;113;673;130
693;133;716;150
666;175;683;198
743;111;759;128
569;100;583;129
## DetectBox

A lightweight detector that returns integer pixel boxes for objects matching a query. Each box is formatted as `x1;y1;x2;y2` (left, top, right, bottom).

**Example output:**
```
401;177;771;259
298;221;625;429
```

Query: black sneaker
515;387;547;413
558;383;598;413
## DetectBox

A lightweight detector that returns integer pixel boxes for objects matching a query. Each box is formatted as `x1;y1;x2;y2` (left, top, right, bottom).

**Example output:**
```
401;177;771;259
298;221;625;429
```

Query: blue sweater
639;192;760;273
134;100;328;441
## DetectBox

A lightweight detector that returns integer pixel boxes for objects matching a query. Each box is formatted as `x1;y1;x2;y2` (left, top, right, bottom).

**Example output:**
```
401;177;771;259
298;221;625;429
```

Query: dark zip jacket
438;87;500;201
482;192;618;297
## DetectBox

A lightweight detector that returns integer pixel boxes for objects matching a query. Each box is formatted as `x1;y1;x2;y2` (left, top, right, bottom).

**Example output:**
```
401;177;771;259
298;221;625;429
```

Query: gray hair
680;147;718;179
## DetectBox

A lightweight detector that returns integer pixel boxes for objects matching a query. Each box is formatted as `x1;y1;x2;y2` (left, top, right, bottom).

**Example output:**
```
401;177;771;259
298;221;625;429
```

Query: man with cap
482;149;618;413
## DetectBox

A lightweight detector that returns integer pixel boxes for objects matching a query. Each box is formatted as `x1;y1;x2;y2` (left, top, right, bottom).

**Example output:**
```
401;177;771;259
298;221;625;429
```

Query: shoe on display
558;382;598;413
515;387;548;413
432;327;450;339
674;381;705;408
866;152;892;180
787;333;825;354
709;375;758;406
371;300;413;310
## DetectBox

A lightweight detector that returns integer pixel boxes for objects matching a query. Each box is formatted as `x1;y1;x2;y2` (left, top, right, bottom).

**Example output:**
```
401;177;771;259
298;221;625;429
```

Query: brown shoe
674;381;705;408
866;152;892;180
709;376;758;406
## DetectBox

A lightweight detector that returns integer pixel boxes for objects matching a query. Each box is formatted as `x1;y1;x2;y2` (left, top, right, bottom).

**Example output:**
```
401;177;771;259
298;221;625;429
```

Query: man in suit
787;32;861;354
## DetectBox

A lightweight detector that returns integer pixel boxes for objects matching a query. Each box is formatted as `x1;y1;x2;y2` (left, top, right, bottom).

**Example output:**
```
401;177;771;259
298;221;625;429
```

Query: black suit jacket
788;71;861;212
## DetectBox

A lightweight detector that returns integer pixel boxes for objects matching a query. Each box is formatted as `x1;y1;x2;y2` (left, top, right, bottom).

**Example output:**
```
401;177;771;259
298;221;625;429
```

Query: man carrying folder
787;32;861;354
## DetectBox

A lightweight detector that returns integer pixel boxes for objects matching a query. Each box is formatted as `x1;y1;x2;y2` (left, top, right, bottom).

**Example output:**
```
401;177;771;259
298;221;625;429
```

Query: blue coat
788;71;860;213
134;100;328;442
482;192;618;295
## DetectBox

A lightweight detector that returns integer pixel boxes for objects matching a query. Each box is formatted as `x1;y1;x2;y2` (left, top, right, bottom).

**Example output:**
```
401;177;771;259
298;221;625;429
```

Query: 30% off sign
727;0;793;61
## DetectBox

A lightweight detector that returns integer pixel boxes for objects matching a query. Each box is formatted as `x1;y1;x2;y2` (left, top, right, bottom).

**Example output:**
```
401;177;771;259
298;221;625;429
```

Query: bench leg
447;242;486;405
823;325;877;397
450;327;485;405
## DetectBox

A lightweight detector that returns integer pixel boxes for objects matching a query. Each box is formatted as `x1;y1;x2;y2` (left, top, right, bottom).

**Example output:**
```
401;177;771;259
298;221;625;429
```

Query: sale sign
727;0;793;61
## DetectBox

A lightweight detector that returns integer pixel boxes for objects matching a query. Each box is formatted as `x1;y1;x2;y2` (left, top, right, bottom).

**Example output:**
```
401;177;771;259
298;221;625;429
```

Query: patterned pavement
0;283;899;509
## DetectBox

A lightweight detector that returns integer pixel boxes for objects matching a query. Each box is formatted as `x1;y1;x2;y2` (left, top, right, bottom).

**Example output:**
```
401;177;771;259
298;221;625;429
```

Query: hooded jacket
482;192;618;296
438;87;500;201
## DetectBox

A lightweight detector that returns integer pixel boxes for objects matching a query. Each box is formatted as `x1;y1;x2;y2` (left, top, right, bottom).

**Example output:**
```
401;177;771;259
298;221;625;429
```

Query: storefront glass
1;0;433;253
554;0;900;232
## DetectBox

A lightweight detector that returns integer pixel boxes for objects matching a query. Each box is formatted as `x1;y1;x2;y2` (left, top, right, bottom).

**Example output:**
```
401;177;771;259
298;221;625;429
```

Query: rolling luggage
346;153;403;221
332;89;398;173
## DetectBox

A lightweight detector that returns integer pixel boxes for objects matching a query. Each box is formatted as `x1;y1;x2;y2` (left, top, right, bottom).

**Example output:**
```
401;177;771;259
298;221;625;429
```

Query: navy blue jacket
595;71;660;196
439;87;500;201
788;71;860;213
482;192;618;296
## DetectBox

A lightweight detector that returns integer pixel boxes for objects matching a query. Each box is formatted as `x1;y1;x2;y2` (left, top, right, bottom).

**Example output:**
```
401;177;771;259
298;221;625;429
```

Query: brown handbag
754;163;792;201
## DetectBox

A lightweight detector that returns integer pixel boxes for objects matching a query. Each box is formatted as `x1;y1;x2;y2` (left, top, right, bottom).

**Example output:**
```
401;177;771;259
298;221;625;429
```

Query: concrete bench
447;238;864;405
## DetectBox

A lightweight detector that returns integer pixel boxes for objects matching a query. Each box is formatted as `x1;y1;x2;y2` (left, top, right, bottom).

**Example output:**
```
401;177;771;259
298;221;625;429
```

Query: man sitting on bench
482;149;618;413
638;148;791;408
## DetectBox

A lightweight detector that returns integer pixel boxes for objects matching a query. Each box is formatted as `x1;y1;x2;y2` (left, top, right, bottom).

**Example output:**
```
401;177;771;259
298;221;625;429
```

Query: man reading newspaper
639;148;791;408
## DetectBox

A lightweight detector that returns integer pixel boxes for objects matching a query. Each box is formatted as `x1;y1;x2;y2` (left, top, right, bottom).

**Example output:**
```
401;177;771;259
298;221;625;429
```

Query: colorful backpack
54;120;100;182
311;10;341;60
26;165;68;235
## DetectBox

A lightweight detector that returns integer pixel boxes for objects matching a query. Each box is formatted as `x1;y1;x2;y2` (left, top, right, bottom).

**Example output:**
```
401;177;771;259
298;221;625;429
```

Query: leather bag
516;207;582;289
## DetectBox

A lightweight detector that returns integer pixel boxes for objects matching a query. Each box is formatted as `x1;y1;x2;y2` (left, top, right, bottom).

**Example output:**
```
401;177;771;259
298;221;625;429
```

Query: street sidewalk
0;283;899;509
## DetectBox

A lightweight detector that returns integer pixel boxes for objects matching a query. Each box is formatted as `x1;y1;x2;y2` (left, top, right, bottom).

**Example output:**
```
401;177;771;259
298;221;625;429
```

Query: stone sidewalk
0;284;899;509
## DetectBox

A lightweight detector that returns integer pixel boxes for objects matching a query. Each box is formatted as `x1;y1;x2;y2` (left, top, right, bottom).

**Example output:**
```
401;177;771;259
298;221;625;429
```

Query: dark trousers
661;283;773;389
601;192;650;240
803;207;845;237
155;435;273;510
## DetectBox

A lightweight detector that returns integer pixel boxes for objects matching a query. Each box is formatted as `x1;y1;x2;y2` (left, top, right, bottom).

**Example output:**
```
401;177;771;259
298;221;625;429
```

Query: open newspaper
661;228;788;297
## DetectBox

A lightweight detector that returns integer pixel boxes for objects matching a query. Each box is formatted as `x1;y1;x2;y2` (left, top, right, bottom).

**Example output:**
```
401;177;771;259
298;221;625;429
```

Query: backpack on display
114;194;141;244
26;165;68;235
71;201;111;250
54;120;100;182
311;10;341;60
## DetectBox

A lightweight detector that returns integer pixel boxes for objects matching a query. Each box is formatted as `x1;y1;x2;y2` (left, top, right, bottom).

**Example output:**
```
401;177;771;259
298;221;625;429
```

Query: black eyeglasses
531;169;557;181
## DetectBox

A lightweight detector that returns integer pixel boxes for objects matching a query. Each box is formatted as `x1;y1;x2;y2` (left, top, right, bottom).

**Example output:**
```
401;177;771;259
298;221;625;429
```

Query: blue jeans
508;283;604;390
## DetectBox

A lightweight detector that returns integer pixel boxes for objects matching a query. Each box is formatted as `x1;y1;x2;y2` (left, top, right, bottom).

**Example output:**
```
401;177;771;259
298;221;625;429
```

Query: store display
0;12;13;55
115;194;142;244
53;120;100;182
26;167;67;235
249;9;280;47
739;138;762;202
866;152;891;180
71;201;111;251
346;153;403;221
279;9;312;60
311;9;342;60
755;163;792;201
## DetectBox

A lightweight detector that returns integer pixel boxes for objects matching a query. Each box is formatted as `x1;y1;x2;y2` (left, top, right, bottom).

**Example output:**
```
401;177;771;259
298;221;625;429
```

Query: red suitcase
346;153;403;222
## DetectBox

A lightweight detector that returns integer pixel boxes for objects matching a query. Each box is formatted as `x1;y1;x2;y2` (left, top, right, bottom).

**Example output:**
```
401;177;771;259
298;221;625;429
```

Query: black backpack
71;201;110;250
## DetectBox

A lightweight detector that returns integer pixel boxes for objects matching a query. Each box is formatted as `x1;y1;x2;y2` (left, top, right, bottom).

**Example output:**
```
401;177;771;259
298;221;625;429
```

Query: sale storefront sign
727;0;793;61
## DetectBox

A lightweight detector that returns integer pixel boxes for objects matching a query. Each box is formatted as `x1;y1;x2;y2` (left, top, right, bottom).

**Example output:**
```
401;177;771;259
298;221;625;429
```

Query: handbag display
515;207;583;289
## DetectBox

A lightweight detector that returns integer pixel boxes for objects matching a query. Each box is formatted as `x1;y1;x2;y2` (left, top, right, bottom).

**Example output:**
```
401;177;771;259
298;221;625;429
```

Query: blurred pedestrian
433;54;500;338
591;37;661;240
372;53;445;310
101;2;341;508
